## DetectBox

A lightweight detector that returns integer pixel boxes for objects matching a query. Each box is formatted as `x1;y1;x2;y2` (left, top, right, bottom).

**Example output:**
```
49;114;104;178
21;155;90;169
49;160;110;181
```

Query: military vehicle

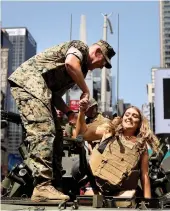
1;110;170;210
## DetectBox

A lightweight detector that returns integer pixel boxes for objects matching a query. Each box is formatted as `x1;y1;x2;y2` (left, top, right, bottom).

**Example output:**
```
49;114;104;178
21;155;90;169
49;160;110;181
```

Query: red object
70;100;79;111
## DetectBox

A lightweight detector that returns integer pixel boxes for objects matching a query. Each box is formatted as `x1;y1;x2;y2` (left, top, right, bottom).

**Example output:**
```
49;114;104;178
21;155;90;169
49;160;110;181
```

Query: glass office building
160;0;170;67
3;27;37;155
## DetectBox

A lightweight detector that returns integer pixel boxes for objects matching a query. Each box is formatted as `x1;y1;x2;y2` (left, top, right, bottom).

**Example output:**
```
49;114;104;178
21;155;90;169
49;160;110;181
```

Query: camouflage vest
8;40;89;105
89;135;145;191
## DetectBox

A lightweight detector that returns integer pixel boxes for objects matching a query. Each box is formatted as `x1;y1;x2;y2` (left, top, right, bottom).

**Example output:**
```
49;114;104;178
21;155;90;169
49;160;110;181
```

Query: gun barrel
1;110;22;125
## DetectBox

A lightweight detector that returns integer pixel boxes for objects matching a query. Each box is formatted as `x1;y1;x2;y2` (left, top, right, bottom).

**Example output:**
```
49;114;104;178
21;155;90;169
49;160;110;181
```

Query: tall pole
70;14;72;41
117;13;120;116
101;13;113;113
101;15;108;113
150;102;153;131
67;14;72;105
80;15;87;44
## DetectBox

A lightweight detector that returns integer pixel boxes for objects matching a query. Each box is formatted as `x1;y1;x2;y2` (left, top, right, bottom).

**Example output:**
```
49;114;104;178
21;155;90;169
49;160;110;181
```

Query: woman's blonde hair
109;106;160;152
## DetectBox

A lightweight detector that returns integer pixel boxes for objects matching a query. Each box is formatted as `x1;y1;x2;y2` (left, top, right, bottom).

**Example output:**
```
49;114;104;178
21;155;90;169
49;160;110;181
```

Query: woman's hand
79;93;89;112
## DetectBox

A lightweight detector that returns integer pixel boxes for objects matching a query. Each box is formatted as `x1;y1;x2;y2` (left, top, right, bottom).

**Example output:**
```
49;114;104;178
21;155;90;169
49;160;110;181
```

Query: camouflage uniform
64;123;76;138
8;40;89;184
85;98;107;125
86;113;106;124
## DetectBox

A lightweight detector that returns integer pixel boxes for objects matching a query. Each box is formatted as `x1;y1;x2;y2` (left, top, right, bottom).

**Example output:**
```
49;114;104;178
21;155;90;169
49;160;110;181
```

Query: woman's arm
140;150;151;198
75;110;110;142
72;127;77;139
75;110;88;137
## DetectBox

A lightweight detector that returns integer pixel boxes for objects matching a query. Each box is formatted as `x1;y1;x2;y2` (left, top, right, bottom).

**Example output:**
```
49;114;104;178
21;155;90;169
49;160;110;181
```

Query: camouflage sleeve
66;40;89;63
65;123;73;137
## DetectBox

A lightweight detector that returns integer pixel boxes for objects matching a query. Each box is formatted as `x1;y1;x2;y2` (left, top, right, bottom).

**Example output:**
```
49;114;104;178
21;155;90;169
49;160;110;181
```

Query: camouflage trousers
10;86;63;185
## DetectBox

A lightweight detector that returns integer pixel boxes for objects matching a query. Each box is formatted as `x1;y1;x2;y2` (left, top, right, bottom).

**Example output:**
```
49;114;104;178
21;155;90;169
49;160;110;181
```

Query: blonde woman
72;106;159;199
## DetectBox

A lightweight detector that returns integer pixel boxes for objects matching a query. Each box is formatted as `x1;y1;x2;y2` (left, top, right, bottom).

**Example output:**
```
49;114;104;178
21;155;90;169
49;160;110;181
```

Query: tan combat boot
31;181;70;202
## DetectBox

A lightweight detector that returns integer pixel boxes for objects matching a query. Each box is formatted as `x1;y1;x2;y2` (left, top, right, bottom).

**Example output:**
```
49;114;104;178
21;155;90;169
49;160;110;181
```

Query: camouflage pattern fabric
10;87;55;179
8;40;89;183
64;123;75;138
8;40;89;101
93;113;108;123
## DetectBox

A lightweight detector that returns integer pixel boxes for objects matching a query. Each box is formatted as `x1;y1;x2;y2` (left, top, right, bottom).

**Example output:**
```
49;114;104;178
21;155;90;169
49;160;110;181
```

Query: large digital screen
163;78;170;119
155;69;170;135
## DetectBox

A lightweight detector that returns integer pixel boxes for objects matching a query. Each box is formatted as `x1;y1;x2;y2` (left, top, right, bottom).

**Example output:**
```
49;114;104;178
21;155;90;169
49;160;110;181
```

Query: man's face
85;105;98;118
88;47;107;70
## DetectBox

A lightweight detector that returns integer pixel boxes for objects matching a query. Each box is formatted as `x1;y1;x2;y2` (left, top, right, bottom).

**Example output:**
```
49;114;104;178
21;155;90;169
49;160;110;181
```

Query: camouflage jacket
8;40;89;104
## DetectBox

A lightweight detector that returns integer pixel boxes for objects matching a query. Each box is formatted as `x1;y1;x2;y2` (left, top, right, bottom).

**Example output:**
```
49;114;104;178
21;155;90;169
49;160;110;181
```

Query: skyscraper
146;67;159;132
3;27;37;155
1;29;13;109
1;29;13;177
160;0;170;67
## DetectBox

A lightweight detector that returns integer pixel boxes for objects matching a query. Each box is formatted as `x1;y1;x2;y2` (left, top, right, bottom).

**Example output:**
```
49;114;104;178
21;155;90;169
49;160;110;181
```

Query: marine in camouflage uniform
8;40;116;201
85;98;106;124
85;98;109;149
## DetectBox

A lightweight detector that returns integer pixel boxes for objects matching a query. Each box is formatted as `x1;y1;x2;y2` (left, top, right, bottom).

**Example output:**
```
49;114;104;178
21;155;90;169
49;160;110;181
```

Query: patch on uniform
66;47;83;62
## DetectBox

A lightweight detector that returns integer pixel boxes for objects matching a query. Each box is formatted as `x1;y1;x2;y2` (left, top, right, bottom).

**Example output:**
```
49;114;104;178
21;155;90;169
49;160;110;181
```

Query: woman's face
122;108;141;133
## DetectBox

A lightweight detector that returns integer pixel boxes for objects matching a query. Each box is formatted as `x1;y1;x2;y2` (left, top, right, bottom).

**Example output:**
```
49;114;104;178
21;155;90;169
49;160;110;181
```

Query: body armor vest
89;136;145;191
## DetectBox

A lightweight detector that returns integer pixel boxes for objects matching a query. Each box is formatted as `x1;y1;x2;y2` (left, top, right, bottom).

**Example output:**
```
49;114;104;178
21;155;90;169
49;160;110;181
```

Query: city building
93;68;102;107
111;76;117;115
159;0;170;68
1;29;13;177
141;103;151;124
106;69;112;112
116;99;131;116
146;67;160;131
146;82;154;129
3;27;37;156
147;83;154;104
1;90;8;179
1;29;13;109
93;68;115;115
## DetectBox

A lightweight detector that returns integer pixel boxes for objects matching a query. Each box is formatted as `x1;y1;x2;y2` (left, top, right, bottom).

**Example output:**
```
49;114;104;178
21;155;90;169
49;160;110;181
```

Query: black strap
98;136;113;154
79;136;113;193
79;147;100;193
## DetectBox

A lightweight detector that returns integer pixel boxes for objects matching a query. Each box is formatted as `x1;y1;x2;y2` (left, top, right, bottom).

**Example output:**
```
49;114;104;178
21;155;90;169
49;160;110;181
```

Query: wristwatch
66;110;74;117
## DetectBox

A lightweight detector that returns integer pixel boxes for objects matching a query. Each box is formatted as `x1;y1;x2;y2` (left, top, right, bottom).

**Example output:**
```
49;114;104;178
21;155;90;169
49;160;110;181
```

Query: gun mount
1;110;22;126
149;138;170;197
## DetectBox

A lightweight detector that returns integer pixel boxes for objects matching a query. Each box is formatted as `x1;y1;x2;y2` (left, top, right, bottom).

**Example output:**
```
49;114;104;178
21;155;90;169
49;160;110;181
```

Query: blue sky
2;1;160;108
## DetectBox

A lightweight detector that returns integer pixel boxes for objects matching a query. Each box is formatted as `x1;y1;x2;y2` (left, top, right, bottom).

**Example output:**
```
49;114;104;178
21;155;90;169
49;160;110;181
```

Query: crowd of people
7;38;160;205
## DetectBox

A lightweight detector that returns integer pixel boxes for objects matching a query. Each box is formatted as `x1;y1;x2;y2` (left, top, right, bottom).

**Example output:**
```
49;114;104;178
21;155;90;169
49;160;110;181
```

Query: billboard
5;28;26;36
155;69;170;134
69;100;79;112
